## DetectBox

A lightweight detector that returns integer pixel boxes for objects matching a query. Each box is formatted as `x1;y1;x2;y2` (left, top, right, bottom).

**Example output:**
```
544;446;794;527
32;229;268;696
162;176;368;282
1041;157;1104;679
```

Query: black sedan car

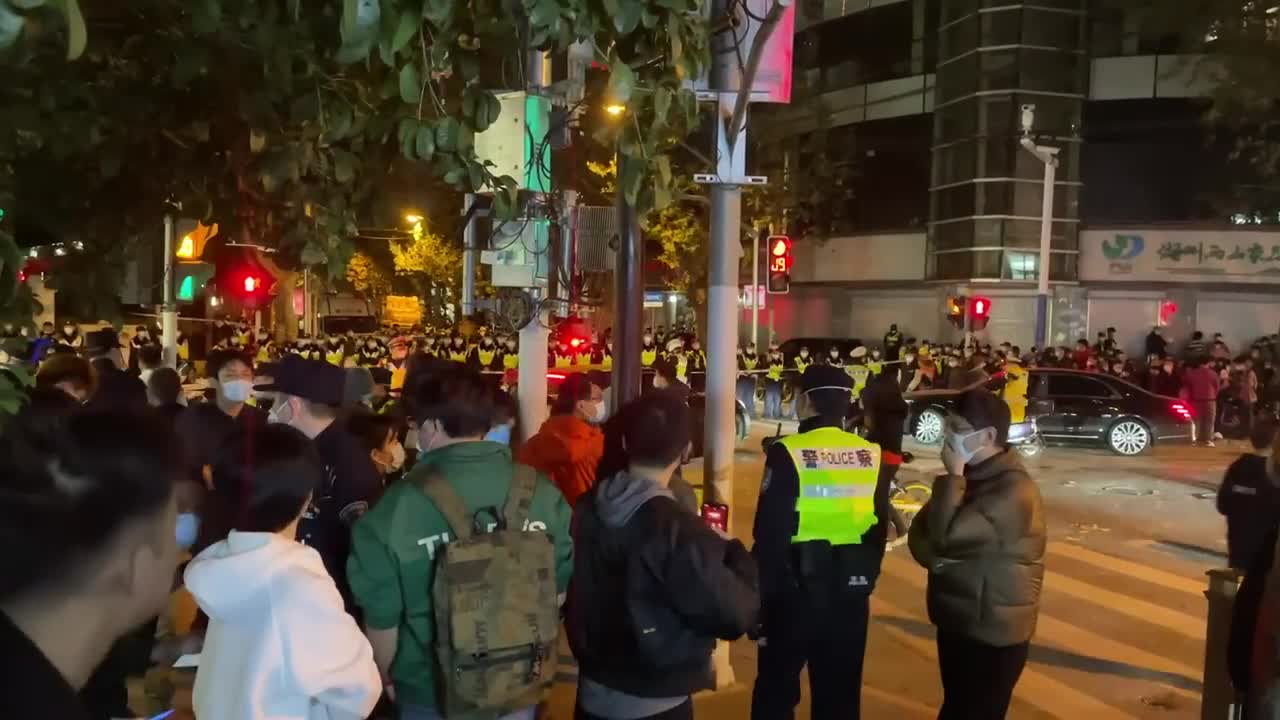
908;368;1195;455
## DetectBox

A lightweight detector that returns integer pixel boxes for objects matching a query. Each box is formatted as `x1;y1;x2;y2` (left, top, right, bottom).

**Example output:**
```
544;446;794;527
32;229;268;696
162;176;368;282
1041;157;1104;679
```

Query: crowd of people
0;307;1055;720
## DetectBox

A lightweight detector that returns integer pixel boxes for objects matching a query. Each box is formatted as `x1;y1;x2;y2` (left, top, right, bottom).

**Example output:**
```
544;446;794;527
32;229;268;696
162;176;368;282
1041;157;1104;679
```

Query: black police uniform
751;365;894;720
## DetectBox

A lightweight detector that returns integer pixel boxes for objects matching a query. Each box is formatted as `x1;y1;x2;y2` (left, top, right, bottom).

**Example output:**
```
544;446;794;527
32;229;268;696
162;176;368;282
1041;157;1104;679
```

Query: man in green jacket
348;366;573;720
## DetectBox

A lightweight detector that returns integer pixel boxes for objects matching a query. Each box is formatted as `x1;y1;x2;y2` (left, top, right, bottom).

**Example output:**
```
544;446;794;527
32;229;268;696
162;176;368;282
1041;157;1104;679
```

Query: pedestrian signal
970;295;991;331
766;235;792;295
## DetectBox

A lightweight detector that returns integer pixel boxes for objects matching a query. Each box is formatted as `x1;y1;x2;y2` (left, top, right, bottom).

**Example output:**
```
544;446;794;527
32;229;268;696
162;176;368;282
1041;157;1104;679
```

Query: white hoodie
185;531;381;720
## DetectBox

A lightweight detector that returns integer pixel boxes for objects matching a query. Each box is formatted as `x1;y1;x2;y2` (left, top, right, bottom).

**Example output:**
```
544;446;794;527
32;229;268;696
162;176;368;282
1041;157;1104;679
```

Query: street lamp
404;213;423;224
604;104;625;117
1018;104;1060;349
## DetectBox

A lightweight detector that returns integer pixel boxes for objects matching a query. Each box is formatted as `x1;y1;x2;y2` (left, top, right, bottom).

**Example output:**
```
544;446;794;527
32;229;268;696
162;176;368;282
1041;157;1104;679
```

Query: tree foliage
391;218;460;323
344;249;393;305
1;0;713;314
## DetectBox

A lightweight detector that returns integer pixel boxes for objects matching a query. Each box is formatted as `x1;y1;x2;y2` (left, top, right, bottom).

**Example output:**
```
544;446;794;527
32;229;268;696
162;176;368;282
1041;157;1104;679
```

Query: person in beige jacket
909;389;1046;720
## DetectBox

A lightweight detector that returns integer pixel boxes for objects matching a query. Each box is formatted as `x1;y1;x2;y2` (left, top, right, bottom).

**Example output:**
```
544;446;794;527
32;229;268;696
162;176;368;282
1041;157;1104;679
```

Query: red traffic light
766;235;792;294
243;276;259;293
971;296;991;317
569;338;582;348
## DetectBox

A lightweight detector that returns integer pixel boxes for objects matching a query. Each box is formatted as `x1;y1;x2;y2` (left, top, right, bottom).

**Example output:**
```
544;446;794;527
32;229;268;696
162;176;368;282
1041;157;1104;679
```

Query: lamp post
1018;105;1059;349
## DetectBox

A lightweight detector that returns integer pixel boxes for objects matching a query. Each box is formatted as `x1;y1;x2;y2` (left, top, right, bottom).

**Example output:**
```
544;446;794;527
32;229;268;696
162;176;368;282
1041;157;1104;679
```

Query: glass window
940;0;979;31
979;49;1019;92
1005;250;1038;280
1047;373;1113;398
1023;7;1084;50
935;183;976;221
931;220;974;251
981;7;1022;47
1018;48;1086;94
936;54;978;103
934;98;977;144
1050;249;1078;280
932;140;978;187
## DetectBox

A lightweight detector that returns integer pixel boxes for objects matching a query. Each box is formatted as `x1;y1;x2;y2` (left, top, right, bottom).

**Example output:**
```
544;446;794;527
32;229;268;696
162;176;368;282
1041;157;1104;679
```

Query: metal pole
612;154;644;407
1033;155;1056;348
161;214;178;368
462;193;477;320
752;226;762;348
303;267;311;337
705;0;745;688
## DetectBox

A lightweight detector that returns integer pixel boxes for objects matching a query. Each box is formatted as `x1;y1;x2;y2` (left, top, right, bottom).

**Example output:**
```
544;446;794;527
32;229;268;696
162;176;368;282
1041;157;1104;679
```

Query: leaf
422;0;452;25
435;117;459;152
56;0;86;60
289;93;320;124
613;0;641;34
654;87;672;127
325;104;353;142
607;59;635;103
333;149;356;183
655;154;672;189
399;63;421;104
390;9;418;53
414;125;435;161
620;156;645;206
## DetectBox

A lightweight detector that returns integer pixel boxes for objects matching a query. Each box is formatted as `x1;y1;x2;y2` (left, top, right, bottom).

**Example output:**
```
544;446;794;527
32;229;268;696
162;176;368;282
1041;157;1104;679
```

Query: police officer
764;343;786;419
738;342;761;419
883;323;903;362
751;364;893;720
846;345;871;403
788;345;813;419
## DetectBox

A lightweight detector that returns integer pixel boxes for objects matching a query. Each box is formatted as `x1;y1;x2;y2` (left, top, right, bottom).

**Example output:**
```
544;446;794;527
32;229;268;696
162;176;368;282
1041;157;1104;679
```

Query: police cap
800;364;853;395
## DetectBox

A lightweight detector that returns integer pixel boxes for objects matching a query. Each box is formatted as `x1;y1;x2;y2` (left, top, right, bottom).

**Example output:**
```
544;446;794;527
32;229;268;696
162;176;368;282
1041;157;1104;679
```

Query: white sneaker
1205;440;1216;448
1213;432;1224;440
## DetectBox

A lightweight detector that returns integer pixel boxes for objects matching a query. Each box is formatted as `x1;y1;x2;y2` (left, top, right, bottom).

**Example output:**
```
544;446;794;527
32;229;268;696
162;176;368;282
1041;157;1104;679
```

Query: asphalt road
544;424;1244;719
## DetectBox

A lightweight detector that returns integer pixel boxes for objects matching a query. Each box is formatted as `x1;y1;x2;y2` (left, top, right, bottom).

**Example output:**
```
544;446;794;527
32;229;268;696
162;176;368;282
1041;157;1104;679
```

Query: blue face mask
484;424;513;446
176;512;201;551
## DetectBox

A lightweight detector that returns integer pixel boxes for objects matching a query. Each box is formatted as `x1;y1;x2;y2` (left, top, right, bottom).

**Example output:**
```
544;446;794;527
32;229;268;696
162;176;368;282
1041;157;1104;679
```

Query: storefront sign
1081;229;1280;284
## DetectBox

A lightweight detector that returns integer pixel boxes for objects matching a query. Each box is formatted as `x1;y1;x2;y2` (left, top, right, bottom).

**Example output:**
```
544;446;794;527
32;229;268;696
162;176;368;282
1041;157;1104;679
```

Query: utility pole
461;192;478;319
751;226;764;347
161;213;178;368
517;49;552;441
1019;105;1059;349
612;155;644;406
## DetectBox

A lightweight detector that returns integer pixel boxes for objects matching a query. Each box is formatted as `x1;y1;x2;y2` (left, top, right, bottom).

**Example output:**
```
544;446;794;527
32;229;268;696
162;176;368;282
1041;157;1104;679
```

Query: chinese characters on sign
1156;241;1280;265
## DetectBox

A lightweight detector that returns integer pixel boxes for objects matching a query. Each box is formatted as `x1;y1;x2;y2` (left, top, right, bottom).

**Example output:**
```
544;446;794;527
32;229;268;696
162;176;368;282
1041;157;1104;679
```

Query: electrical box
473;91;552;192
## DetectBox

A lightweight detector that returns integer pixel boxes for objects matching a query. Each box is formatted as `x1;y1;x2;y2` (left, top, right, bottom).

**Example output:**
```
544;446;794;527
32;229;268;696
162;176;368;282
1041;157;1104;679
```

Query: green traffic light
177;275;195;302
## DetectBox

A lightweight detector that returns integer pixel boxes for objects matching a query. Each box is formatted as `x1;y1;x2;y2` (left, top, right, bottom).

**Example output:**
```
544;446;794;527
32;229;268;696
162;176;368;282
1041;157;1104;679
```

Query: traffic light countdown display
766;235;792;294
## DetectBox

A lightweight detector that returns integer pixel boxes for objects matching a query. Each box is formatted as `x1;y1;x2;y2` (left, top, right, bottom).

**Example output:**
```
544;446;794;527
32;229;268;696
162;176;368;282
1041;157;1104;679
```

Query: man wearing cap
257;354;382;614
846;345;871;403
751;364;894;720
84;327;147;411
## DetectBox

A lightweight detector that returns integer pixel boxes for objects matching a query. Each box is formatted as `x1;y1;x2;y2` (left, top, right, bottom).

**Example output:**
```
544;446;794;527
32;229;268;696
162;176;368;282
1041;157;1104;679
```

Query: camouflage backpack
423;465;559;717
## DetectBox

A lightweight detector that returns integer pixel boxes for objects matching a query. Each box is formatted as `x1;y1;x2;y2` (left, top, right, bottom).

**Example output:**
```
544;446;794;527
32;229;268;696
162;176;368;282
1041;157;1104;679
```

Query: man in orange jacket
518;374;607;507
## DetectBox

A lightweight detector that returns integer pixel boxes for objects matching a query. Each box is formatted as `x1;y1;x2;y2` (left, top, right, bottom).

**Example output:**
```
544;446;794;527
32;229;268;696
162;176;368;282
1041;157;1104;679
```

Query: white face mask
945;427;986;467
418;420;440;453
591;400;608;424
176;512;201;551
220;378;253;403
268;397;294;425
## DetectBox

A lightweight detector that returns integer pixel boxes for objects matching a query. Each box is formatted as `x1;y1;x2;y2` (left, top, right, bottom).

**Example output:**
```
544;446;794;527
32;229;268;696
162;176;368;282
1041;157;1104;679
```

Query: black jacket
753;416;892;600
1218;454;1280;570
1230;523;1277;694
87;358;147;412
566;471;760;699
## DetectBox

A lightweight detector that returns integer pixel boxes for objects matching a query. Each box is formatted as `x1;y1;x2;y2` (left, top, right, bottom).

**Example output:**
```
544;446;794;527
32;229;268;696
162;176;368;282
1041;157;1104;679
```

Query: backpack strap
502;464;538;530
422;472;473;541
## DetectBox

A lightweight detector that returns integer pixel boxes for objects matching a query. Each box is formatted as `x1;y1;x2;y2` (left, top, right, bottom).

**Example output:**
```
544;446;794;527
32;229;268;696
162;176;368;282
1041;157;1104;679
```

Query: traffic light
946;296;967;329
174;220;218;260
174;262;215;303
969;295;992;331
766;235;792;294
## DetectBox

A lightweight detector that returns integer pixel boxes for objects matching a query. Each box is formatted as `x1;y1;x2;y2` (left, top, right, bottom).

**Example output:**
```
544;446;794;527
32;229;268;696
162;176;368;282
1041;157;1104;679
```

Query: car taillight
547;373;566;380
1171;401;1193;420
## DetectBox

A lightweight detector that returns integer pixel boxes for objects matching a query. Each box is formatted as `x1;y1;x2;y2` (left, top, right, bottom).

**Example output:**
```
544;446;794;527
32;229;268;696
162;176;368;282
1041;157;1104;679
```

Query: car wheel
1014;436;1044;459
1108;419;1151;456
914;408;945;445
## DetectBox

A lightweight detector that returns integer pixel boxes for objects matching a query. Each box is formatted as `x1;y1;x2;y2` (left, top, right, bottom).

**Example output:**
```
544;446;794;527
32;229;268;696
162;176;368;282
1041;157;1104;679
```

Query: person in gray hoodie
566;390;760;720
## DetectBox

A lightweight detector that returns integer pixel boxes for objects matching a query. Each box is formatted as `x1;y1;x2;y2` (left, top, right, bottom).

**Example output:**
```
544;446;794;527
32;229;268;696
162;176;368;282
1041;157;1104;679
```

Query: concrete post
1202;568;1243;720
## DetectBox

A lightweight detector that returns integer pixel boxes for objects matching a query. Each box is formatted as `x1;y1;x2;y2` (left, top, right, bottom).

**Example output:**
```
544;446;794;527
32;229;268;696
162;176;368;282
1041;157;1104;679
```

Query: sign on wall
1081;229;1280;284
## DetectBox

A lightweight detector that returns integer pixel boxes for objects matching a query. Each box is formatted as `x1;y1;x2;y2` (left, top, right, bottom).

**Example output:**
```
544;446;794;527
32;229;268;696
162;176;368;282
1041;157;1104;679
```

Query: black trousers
936;630;1029;720
751;590;871;720
574;699;693;720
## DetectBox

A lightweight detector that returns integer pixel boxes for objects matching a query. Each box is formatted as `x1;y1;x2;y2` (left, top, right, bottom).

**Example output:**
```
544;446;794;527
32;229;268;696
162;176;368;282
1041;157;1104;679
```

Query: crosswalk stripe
1042;570;1206;640
1049;542;1206;596
876;610;1141;720
879;558;1203;703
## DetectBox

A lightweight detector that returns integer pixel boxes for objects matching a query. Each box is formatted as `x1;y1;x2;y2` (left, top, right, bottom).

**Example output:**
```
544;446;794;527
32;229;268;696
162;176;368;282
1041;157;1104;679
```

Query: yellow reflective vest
326;349;345;366
503;352;519;370
777;426;881;545
767;360;784;381
794;356;811;374
478;348;497;368
1003;361;1029;423
846;363;871;397
641;347;658;367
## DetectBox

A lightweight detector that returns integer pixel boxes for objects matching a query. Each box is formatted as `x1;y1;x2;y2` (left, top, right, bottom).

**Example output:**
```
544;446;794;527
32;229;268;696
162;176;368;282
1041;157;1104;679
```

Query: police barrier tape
478;359;910;376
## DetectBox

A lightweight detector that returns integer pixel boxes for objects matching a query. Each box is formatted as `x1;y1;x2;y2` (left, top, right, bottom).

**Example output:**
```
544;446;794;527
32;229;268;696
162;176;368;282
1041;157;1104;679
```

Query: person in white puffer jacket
185;424;381;720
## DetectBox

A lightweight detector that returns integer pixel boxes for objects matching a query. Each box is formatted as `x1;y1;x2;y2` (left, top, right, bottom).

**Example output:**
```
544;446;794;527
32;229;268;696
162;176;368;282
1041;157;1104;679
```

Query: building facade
749;0;1280;353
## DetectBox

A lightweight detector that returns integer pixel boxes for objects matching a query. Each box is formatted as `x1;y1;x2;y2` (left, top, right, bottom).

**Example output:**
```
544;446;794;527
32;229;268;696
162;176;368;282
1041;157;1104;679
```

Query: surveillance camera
1020;104;1036;135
